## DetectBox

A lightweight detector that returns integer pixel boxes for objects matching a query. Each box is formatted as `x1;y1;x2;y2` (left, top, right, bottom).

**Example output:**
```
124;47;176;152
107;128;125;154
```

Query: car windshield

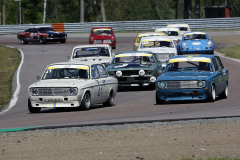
92;29;112;34
38;27;55;32
166;61;211;72
184;34;206;40
167;31;179;36
73;47;110;58
141;40;174;48
179;27;188;31
42;65;90;79
112;55;154;64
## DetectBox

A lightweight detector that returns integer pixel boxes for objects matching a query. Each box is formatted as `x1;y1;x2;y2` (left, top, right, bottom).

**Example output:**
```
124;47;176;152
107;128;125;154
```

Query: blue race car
178;31;214;54
155;54;228;104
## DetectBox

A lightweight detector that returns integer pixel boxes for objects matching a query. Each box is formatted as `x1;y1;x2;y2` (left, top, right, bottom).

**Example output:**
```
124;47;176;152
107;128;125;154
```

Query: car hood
158;71;212;81
108;63;154;71
29;79;89;88
184;39;210;46
42;31;66;35
92;34;113;39
139;48;177;53
71;57;111;63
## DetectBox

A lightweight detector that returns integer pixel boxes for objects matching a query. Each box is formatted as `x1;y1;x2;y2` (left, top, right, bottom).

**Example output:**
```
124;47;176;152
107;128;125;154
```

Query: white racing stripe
0;48;24;115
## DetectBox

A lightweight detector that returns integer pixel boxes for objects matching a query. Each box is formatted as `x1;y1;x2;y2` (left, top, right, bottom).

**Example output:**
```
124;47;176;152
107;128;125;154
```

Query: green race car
107;51;163;89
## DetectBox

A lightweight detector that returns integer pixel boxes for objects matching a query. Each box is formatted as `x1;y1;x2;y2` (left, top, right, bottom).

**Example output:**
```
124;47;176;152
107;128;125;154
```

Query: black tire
40;37;46;44
103;90;114;107
208;85;216;102
219;83;228;99
155;91;165;104
60;39;66;43
21;37;28;44
28;99;41;113
81;92;91;110
149;83;155;90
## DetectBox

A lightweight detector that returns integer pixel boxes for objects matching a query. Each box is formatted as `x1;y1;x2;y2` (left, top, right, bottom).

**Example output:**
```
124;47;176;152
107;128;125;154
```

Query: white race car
155;27;181;45
70;44;114;66
28;61;118;113
167;24;191;36
137;36;177;68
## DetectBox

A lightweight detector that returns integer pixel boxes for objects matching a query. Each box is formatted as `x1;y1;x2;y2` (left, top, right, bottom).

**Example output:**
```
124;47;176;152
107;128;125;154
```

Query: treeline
0;0;240;25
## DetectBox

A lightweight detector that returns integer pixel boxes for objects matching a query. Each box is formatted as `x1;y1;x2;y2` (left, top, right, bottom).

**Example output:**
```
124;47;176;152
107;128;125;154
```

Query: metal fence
1;17;240;34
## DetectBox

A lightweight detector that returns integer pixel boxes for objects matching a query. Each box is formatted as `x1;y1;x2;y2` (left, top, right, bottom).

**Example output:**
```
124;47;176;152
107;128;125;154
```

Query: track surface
0;32;240;129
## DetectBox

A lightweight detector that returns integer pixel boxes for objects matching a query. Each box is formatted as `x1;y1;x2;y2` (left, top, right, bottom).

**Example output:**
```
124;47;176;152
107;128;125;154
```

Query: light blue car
155;54;228;104
178;31;214;54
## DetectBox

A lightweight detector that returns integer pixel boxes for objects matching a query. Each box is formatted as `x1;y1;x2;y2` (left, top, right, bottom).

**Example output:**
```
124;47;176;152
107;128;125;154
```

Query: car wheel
40;37;46;44
103;90;114;107
28;98;41;113
81;92;91;110
208;85;216;102
60;39;66;43
21;37;28;44
219;83;228;99
155;91;165;104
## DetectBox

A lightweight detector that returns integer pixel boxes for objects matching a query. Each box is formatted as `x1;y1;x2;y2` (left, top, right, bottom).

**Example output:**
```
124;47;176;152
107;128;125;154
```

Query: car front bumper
156;88;209;101
117;76;156;86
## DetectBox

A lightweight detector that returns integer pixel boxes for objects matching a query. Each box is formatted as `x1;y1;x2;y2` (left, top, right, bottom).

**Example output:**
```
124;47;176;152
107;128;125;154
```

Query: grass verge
218;45;240;59
0;46;20;110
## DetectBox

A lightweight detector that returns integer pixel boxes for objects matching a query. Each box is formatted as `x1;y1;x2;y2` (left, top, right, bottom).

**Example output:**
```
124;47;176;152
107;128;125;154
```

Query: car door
91;65;104;104
215;57;227;93
212;57;224;95
96;64;109;102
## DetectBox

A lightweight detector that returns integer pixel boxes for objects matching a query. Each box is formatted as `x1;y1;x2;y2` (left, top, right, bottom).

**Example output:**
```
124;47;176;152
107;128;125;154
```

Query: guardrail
1;17;240;34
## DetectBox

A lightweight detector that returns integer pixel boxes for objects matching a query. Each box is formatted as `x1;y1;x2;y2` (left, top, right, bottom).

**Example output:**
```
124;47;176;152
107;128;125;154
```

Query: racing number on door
97;86;102;99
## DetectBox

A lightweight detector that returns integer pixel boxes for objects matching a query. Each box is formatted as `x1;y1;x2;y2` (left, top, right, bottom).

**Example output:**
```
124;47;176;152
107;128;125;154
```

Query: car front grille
120;70;152;76
36;88;72;96
165;81;201;89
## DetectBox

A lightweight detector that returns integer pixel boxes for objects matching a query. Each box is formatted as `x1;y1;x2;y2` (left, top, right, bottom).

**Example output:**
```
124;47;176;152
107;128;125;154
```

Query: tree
184;0;192;19
3;0;5;25
195;0;200;18
175;0;179;19
80;0;84;22
100;0;106;22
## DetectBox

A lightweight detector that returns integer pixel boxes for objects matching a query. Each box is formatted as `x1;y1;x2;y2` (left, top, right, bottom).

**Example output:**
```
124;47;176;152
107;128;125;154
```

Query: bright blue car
178;31;214;54
155;54;229;104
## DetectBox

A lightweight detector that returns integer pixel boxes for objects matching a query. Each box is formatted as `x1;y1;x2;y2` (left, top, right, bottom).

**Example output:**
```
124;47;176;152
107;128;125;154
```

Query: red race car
17;26;67;44
89;27;116;49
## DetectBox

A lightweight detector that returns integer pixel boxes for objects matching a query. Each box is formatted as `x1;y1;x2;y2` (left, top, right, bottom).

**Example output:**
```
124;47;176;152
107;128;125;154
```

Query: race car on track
137;36;177;68
17;26;67;44
133;32;166;51
28;61;118;113
70;44;114;66
167;24;191;36
155;54;229;104
107;51;163;89
89;27;116;49
155;27;181;45
177;31;214;55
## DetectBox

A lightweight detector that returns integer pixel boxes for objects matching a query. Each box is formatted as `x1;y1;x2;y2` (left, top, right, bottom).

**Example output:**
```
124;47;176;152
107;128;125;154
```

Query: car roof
169;54;217;60
91;27;112;30
167;24;190;27
140;36;174;41
28;26;52;29
48;61;100;67
72;44;111;50
115;51;154;55
155;27;180;32
183;31;207;35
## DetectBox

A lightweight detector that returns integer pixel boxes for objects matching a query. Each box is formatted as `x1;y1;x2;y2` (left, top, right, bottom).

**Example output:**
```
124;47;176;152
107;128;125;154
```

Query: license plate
103;39;111;43
94;40;102;44
44;98;63;102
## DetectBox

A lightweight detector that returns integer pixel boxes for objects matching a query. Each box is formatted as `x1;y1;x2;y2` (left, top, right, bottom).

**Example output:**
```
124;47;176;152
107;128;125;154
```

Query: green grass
0;46;20;110
181;158;240;160
218;45;240;59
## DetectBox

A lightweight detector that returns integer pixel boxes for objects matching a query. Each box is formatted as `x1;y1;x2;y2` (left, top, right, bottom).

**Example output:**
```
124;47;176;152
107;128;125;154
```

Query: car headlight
30;88;39;96
197;81;206;88
116;71;122;77
182;43;187;48
69;88;78;95
158;82;166;89
139;70;145;76
207;41;212;46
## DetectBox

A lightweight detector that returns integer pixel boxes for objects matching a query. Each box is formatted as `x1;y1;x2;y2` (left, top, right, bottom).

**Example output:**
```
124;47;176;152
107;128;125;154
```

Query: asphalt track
0;32;240;130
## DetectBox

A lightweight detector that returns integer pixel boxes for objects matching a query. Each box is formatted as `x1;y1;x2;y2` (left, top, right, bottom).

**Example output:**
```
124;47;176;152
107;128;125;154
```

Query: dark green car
107;51;163;89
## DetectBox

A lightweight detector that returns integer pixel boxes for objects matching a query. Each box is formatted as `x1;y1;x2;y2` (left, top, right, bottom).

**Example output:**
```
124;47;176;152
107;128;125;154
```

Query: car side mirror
37;76;41;80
